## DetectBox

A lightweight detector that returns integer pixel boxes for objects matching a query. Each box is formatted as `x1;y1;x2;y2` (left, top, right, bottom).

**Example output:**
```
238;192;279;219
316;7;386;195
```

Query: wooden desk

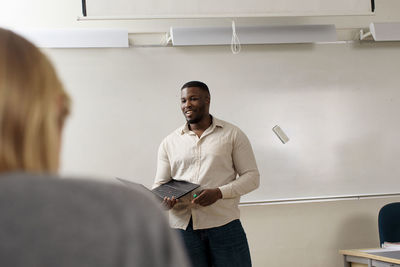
340;248;400;267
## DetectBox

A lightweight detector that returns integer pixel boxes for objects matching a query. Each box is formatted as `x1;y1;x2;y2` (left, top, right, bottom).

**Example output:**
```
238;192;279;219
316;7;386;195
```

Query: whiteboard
85;0;372;18
46;42;400;203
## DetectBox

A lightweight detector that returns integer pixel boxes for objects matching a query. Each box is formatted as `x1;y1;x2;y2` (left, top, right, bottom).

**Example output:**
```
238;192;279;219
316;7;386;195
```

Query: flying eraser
272;125;289;144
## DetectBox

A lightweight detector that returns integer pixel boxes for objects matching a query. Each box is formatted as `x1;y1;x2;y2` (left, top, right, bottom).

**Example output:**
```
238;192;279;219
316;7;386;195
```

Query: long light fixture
170;24;337;46
14;28;129;48
369;22;400;41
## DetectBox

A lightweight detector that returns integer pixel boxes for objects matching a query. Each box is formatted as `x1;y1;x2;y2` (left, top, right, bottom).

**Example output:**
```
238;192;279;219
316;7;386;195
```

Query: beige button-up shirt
154;116;260;230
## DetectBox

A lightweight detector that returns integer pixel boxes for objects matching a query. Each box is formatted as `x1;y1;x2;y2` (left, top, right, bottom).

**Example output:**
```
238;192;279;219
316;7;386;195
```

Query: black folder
152;179;200;199
116;177;200;200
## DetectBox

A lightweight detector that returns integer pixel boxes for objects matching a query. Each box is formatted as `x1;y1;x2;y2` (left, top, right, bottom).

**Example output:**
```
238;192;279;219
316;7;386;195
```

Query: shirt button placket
195;141;201;182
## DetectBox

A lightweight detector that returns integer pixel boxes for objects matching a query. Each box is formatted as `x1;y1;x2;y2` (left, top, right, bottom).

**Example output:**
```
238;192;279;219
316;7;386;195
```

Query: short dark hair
181;81;210;95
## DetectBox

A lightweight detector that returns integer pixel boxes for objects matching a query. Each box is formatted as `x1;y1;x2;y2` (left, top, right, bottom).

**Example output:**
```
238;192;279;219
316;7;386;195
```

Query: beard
183;104;207;124
187;117;202;124
185;111;204;124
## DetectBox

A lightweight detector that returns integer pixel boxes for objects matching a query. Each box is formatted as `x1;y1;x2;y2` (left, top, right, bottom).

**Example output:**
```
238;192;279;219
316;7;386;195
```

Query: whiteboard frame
77;11;374;21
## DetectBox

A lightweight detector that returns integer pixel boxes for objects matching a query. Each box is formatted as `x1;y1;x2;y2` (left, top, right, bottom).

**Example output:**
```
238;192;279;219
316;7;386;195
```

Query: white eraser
272;125;290;144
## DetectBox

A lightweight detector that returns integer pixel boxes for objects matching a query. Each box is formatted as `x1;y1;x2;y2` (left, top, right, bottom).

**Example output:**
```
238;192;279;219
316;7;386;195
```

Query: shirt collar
178;115;223;135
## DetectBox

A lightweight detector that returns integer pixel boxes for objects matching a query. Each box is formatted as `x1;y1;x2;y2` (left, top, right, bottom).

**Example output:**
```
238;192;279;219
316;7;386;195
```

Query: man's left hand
192;188;222;206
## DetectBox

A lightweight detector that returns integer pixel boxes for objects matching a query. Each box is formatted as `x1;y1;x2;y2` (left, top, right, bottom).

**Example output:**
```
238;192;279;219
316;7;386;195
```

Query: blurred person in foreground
0;27;190;267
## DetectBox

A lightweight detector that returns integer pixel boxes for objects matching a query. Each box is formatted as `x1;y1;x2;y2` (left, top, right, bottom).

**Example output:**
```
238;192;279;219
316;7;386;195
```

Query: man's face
181;87;210;124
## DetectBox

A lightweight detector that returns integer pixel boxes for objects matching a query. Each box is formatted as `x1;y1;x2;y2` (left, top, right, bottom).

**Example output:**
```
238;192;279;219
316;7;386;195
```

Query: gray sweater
0;172;190;267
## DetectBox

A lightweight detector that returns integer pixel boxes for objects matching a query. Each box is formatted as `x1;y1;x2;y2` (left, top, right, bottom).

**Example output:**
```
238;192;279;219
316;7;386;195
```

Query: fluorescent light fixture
369;22;400;41
170;24;336;46
14;28;129;48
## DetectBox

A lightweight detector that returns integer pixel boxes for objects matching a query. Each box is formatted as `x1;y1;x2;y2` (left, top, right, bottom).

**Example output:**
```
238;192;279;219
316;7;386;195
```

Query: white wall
45;43;400;204
241;196;400;267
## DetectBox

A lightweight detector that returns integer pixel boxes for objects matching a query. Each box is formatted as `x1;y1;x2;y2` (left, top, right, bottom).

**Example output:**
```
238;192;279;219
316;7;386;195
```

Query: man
153;81;260;267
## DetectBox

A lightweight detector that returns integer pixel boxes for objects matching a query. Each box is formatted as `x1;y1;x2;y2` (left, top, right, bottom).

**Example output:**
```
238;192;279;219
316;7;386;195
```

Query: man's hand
192;188;222;206
162;196;178;210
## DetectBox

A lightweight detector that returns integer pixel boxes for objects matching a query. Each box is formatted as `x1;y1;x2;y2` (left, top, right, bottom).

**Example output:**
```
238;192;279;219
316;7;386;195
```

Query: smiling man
153;81;260;267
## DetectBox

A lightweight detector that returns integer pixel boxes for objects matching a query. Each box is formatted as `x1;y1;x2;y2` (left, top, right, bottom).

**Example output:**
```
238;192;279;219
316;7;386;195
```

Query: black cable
82;0;87;16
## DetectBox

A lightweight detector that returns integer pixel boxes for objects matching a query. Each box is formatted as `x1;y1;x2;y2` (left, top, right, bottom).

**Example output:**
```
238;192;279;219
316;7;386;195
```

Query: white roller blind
85;0;373;18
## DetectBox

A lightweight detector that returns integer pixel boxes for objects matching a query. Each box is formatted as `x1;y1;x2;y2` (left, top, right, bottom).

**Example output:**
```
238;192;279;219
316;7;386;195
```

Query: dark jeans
175;218;252;267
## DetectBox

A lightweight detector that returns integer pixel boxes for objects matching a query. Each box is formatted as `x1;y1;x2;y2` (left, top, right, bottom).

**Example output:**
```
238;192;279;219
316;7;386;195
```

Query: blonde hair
0;28;70;173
